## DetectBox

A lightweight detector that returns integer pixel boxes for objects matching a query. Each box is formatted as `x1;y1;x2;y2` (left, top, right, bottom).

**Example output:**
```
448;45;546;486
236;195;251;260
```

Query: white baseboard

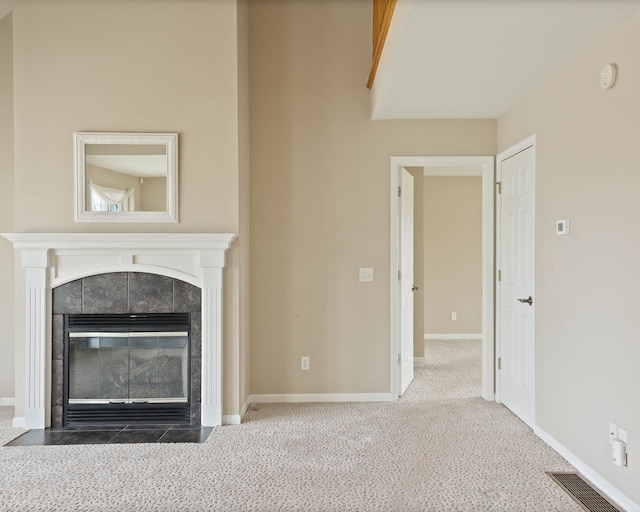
241;396;251;418
535;426;640;512
222;398;252;426
424;334;482;340
12;417;25;428
0;397;15;407
414;357;426;364
222;414;242;425
247;393;394;404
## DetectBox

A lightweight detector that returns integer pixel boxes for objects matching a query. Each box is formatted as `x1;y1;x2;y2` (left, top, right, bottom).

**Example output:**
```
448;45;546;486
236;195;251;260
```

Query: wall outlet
610;422;618;443
612;439;627;467
451;312;457;321
618;427;627;444
301;356;310;371
556;219;570;235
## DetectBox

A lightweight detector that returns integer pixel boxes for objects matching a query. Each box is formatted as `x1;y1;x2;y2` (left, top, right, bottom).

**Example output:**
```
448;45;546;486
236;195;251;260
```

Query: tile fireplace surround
2;233;235;430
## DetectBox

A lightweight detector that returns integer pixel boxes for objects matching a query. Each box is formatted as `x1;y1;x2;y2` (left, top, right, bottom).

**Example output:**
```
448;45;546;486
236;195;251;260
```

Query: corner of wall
0;11;15;401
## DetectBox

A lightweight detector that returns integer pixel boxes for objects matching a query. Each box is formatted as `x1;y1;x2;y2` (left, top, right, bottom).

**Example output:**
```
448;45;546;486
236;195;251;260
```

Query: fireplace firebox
64;313;191;425
51;272;204;428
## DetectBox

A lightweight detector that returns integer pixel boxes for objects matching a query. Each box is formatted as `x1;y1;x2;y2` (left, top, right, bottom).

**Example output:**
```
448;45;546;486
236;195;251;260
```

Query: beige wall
12;0;240;233
248;0;496;395
0;13;14;401
423;177;482;335
405;167;424;358
498;9;640;504
237;0;251;413
139;177;166;212
222;0;251;419
10;0;246;417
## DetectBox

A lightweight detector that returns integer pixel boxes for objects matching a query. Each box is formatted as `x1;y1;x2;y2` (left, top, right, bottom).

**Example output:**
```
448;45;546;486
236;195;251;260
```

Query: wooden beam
367;0;397;89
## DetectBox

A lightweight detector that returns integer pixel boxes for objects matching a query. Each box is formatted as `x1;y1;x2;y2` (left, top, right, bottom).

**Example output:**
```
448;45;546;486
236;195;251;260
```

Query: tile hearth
4;425;214;446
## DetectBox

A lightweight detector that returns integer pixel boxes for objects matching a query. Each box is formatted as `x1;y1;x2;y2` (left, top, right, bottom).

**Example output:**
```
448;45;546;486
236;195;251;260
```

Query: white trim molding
424;334;482;340
390;156;494;402
222;415;242;426
0;398;15;407
414;357;426;364
12;417;26;428
241;396;251;418
536;427;640;512
2;232;235;429
228;395;254;424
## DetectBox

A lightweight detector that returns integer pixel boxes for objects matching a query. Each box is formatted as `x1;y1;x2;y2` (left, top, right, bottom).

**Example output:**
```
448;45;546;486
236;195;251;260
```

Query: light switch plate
359;267;374;282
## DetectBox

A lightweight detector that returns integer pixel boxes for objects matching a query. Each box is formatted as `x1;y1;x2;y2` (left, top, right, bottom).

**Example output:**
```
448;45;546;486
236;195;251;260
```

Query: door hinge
496;181;502;194
398;270;401;281
398;353;401;364
398;186;402;197
498;269;501;282
498;357;501;370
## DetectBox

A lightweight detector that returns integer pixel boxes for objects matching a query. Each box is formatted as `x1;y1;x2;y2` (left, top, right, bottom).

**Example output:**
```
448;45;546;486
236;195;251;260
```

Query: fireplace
2;233;235;429
65;313;191;425
51;272;203;428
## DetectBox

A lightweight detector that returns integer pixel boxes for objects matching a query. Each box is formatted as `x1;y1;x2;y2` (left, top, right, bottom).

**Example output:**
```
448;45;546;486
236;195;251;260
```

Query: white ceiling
3;0;639;121
372;0;640;119
86;155;167;178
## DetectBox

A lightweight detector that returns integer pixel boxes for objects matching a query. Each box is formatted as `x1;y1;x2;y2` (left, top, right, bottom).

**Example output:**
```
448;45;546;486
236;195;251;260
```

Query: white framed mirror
74;132;178;222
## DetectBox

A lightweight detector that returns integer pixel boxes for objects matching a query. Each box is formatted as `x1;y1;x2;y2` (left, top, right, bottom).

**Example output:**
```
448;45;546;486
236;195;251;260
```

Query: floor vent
547;472;623;512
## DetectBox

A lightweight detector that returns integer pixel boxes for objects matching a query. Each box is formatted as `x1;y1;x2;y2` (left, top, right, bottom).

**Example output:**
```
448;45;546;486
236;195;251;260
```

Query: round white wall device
600;63;617;90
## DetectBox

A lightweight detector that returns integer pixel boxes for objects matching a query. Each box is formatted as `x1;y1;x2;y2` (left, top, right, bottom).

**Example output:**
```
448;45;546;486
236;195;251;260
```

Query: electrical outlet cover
556;219;570;235
609;422;618;442
618;427;627;444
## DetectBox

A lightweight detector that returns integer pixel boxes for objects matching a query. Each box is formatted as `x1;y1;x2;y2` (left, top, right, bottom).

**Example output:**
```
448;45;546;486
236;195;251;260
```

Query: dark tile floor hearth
4;425;214;446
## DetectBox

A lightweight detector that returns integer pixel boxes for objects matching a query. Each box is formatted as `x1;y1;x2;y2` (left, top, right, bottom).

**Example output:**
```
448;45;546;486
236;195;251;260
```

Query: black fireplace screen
64;313;191;425
68;332;188;404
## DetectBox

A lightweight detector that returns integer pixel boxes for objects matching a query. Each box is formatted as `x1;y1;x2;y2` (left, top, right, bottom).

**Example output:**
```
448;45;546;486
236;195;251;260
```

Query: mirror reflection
74;132;178;223
85;144;167;213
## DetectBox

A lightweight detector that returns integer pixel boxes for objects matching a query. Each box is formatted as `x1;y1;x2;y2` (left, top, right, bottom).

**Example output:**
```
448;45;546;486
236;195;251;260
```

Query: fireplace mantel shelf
2;232;236;429
3;233;236;250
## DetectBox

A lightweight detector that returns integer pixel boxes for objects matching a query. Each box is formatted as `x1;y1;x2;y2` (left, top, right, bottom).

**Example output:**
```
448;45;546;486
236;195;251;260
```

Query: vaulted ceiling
4;1;640;121
371;0;640;119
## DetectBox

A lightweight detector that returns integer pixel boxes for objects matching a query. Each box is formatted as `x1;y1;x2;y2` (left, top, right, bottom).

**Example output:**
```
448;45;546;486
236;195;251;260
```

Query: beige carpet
0;340;582;511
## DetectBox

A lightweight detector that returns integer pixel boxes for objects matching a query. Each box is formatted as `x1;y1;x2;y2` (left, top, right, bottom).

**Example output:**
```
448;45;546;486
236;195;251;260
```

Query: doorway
390;156;495;400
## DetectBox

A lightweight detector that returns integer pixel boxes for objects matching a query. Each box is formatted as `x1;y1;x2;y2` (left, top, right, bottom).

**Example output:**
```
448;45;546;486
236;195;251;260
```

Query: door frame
495;134;536;411
390;156;495;400
399;167;415;394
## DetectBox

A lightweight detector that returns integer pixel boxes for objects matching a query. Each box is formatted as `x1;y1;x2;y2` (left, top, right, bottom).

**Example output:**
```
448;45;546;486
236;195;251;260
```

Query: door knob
517;296;533;306
411;285;419;292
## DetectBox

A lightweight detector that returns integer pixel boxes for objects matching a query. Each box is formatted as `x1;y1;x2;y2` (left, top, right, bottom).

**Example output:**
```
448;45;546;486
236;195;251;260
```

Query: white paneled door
498;143;535;428
400;168;415;395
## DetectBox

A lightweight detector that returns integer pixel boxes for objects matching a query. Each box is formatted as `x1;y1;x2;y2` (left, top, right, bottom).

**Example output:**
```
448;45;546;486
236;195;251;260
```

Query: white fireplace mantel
2;232;236;429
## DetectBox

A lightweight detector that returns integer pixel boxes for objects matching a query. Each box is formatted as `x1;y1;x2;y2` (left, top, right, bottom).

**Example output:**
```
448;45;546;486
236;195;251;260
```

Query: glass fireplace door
68;331;189;404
